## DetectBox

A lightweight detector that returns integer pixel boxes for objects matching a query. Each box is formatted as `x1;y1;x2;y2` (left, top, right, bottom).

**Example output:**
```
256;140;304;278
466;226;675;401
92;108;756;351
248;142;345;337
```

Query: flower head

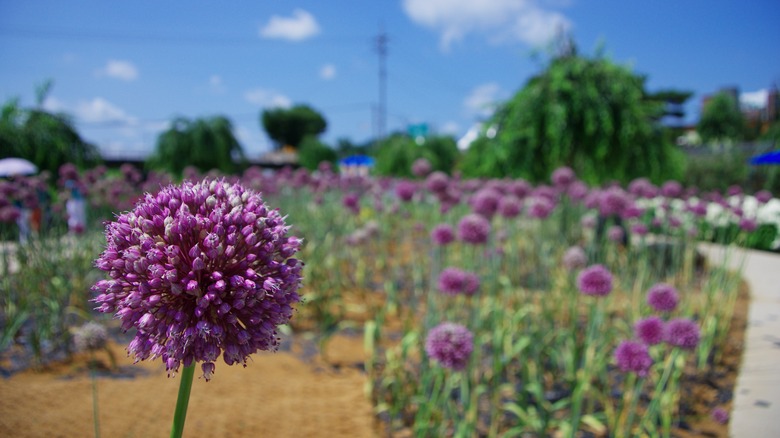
647;283;680;312
577;264;613;297
634;316;665;345
425;322;474;370
411;158;432;178
711;407;729;424
562;246;587;271
496;195;522;218
457;213;491;245
73;321;109;351
551;166;576;188
91;178;303;380
614;340;653;376
394;180;417;202
438;267;480;296
469;189;501;218
664;318;700;350
431;223;455;246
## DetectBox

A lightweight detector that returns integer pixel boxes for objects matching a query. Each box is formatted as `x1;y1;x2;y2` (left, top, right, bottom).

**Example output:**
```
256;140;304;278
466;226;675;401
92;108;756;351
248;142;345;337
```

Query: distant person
65;180;87;234
14;200;32;244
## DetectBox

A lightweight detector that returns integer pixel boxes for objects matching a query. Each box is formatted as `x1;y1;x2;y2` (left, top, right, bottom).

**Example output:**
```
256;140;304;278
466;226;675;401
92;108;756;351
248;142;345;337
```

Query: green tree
698;91;746;145
147;115;246;177
372;133;460;177
460;47;685;184
372;133;420;178
261;105;327;150
1;81;101;174
298;135;338;171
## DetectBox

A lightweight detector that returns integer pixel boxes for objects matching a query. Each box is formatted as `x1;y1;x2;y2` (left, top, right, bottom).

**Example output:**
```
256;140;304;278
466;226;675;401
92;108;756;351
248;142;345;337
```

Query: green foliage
419;135;459;175
372;134;459;177
460;50;685;184
682;150;750;193
147;115;246;177
298;136;338;171
372;134;420;178
1;82;101;174
261;104;327;150
698;92;746;144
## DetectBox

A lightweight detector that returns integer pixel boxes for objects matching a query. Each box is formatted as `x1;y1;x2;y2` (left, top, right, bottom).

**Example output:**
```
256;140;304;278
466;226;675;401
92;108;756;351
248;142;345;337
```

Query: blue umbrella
750;150;780;165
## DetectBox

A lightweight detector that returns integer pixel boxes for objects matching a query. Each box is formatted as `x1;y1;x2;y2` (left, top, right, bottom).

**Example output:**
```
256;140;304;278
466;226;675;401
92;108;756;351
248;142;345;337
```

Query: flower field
1;161;776;437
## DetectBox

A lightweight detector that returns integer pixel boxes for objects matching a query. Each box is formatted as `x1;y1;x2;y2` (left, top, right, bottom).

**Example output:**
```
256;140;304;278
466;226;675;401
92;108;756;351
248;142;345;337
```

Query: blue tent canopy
750;150;780;165
339;155;375;167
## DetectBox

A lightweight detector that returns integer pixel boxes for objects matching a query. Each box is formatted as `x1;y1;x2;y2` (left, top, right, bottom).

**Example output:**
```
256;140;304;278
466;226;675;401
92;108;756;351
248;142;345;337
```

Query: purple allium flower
628;178;658;199
470;188;501;218
614;340;653;376
577;264;613;297
711;407;729;424
342;193;360;214
425;171;449;194
431;223;455;246
647;283;680;312
497;195;523;218
394;180;417;202
528;196;555;219
664;318;700;350
634;316;665;345
607;225;625;243
581;215;597;229
598;187;630;217
508;179;532;199
755;190;773;204
567;181;589;201
739;217;757;232
425;322;474;371
661;181;683;198
562;246;587;271
438;267;480;296
73;321;109;351
631;223;648;236
91;179;303;381
411;158;432;178
457;213;491;245
551;166;576;188
727;185;743;197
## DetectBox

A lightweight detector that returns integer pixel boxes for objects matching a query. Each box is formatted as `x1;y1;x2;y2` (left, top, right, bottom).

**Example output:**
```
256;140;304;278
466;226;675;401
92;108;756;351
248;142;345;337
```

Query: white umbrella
0;158;38;177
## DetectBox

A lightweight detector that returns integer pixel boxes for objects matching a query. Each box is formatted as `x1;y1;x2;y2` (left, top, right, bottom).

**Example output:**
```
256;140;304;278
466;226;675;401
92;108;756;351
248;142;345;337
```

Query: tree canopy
460;48;685;185
147;115;245;177
1;81;101;175
261;105;327;150
372;133;459;177
698;91;745;144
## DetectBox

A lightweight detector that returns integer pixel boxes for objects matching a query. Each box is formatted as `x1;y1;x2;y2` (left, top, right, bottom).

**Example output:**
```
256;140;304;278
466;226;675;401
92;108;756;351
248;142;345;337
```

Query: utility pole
374;26;388;142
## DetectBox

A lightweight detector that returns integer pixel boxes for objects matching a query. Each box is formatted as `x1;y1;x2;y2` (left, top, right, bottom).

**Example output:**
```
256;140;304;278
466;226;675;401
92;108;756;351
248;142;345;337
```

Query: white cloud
259;9;320;41
320;64;337;80
43;96;137;125
741;89;768;109
96;59;139;81
209;75;226;93
439;121;461;136
402;0;570;50
244;88;292;108
464;83;503;118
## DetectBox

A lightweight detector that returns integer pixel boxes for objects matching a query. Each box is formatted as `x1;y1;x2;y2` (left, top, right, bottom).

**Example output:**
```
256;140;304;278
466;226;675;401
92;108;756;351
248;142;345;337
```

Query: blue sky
1;1;778;159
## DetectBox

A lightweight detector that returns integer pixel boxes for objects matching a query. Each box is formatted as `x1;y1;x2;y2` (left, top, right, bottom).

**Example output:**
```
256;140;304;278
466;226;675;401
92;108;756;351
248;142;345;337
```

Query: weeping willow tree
1;81;101;174
147;115;246;177
460;46;685;184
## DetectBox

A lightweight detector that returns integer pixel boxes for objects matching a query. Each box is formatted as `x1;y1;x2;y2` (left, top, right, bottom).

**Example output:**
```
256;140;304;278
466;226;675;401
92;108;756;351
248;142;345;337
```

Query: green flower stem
170;364;196;438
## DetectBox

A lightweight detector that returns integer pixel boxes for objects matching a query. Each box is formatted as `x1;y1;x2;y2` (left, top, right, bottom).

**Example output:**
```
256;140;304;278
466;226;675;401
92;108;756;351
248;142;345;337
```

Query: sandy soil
0;333;377;438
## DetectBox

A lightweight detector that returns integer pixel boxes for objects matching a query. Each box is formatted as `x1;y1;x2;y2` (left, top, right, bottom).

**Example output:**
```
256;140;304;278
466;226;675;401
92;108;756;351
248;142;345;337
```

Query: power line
0;27;368;46
374;26;388;141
